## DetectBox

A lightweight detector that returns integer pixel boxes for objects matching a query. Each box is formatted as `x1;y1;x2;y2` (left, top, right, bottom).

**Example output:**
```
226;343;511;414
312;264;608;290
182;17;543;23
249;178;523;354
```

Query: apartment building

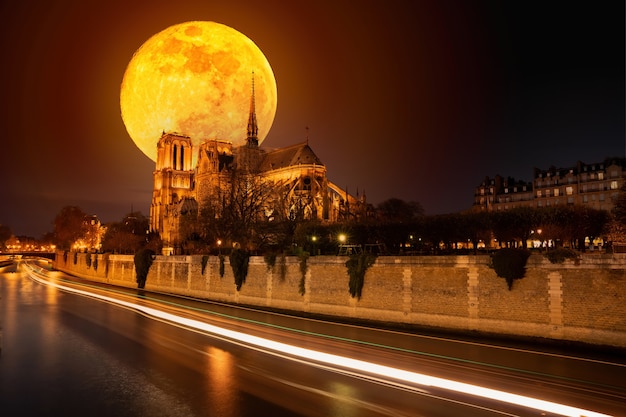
474;158;626;212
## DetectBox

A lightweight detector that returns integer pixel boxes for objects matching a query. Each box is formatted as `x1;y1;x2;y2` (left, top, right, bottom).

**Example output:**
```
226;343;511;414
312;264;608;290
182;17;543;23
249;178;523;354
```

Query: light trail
23;263;612;417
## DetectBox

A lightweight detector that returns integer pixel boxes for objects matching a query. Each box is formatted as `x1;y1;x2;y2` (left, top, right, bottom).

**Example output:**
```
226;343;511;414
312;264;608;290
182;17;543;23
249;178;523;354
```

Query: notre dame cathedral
149;77;365;253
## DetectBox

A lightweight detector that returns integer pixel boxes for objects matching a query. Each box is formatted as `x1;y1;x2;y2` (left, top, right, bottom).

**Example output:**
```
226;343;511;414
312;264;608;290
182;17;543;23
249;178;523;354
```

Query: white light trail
24;264;612;417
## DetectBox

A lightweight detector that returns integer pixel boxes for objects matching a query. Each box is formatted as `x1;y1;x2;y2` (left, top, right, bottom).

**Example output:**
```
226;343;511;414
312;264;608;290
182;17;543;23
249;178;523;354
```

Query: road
0;258;624;416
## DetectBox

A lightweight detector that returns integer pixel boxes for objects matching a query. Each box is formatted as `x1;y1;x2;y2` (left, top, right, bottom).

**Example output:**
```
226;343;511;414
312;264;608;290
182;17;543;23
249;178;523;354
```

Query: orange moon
120;21;277;163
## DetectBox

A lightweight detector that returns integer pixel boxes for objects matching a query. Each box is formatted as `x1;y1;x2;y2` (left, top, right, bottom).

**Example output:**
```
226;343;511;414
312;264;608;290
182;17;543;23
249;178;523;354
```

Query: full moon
120;21;277;163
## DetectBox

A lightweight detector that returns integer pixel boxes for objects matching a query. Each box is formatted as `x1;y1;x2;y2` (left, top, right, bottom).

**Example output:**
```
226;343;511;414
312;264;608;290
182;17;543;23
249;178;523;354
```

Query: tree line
46;191;626;256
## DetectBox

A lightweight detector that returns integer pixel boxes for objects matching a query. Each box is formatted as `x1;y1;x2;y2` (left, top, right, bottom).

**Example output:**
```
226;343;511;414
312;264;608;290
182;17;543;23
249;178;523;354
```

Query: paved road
0;259;624;416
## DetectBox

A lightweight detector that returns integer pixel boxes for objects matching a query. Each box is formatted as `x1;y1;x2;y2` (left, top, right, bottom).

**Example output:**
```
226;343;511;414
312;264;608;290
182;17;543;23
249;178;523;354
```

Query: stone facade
55;251;626;348
474;157;626;212
149;80;365;252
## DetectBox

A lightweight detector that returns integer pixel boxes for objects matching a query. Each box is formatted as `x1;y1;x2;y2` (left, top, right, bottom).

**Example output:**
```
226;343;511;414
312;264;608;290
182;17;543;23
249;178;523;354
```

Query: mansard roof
257;142;324;172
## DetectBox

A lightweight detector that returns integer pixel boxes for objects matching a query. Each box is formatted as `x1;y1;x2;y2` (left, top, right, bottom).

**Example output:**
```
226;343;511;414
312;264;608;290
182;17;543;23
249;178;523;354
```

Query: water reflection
206;346;240;417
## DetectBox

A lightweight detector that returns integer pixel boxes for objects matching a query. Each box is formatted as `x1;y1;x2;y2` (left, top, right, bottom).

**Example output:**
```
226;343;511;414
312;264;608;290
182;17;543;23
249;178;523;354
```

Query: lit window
566;186;573;195
611;181;619;189
598;172;604;180
537;190;542;197
554;188;559;196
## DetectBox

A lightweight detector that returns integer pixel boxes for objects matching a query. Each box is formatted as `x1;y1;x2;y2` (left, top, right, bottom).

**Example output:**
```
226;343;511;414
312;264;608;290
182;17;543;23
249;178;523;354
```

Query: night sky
1;1;623;238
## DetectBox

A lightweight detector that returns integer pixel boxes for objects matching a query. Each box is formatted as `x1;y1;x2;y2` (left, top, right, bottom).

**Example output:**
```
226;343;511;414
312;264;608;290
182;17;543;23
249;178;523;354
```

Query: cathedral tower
150;132;195;246
237;72;263;172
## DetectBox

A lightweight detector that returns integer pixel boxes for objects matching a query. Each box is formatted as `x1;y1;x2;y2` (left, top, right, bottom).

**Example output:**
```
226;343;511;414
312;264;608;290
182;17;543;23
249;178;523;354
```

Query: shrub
93;255;98;271
491;248;530;290
544;247;579;264
264;252;277;272
298;250;309;295
134;248;155;289
279;254;287;281
85;252;92;269
229;249;249;291
201;255;209;275
73;251;78;265
218;254;225;277
345;252;376;299
103;253;110;277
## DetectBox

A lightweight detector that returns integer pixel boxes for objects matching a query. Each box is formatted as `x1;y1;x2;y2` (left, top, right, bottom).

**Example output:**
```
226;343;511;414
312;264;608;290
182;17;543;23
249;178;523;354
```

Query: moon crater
120;21;277;163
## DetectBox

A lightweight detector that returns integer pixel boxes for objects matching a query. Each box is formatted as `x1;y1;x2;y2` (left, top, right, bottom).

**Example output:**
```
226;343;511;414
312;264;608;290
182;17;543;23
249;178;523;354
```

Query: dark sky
1;0;623;238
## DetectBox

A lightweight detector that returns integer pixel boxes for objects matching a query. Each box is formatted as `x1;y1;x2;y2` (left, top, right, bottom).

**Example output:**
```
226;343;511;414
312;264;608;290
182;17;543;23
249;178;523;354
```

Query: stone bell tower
149;132;195;246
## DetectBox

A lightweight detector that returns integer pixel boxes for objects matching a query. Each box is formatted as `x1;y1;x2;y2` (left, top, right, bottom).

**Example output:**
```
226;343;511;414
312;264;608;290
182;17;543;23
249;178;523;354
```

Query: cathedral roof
258;142;324;172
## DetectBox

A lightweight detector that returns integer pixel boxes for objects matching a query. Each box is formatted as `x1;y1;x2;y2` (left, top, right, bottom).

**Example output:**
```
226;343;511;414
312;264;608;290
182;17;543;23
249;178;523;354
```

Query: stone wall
53;251;626;348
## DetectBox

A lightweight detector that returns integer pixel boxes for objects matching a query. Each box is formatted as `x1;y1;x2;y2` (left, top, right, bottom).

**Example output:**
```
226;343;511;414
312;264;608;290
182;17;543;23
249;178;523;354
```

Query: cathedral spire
246;71;259;147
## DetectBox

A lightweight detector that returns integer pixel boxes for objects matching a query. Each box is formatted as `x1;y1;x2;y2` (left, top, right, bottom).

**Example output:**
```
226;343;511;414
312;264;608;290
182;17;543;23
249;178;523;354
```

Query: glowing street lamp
338;234;347;244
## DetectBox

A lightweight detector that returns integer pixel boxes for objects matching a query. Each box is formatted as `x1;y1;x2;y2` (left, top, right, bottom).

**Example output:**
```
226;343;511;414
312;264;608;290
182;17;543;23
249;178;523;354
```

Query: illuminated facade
474;158;626;212
150;79;364;248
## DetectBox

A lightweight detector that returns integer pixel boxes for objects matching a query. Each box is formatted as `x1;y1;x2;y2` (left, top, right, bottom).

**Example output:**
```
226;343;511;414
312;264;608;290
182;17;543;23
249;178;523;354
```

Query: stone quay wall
53;251;626;348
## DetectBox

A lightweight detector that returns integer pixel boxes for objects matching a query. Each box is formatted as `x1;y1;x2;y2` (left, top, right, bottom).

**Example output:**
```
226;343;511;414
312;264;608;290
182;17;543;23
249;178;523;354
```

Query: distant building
150;76;365;251
474;158;626;212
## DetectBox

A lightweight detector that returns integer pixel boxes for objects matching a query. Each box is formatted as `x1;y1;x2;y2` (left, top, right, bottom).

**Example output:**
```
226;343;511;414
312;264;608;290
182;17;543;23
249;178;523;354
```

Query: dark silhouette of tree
134;248;155;288
101;211;153;254
458;211;492;254
377;198;424;223
221;171;273;250
53;206;88;249
491;207;538;248
0;224;12;250
613;183;626;225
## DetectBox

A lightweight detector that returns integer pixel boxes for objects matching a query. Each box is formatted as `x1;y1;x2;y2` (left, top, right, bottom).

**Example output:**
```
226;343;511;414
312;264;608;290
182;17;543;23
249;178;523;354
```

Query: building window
611;181;619;189
598;172;604;180
567;197;574;204
599;194;605;201
554;188;559;196
537;190;542;197
566;186;573;195
583;195;588;203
